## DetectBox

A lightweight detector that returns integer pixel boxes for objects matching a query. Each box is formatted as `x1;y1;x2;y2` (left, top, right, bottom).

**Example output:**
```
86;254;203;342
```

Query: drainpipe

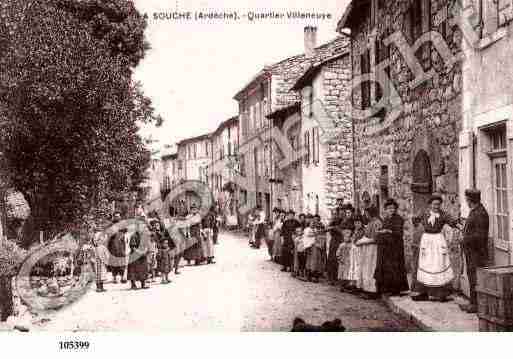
349;33;358;209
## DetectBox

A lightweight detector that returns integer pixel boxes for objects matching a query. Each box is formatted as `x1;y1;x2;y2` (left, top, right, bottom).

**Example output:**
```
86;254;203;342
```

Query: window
370;0;377;29
228;142;232;157
410;0;423;42
360;51;371;110
312;127;320;165
409;0;431;70
205;141;209;157
240;155;246;176
241;189;248;205
304;131;310;165
249;105;254;132
375;38;391;121
498;0;513;28
309;89;314;118
380;165;389;203
491;128;507;151
492;157;509;250
256;102;261;129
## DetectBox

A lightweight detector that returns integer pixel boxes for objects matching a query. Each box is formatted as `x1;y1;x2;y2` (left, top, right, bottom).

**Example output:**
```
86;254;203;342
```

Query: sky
133;0;350;155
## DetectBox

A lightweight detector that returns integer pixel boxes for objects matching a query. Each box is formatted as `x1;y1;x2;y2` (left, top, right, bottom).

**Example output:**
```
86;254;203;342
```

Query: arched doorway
411;150;433;215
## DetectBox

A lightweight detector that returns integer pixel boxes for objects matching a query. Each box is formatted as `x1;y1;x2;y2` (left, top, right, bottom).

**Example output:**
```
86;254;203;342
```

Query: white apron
356;237;378;293
417;232;454;287
347;244;360;282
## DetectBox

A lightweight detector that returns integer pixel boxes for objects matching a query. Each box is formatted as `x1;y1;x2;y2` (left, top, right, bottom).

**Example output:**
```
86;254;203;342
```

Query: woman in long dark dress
182;206;204;265
326;217;343;285
127;231;149;290
280;210;300;272
374;199;409;296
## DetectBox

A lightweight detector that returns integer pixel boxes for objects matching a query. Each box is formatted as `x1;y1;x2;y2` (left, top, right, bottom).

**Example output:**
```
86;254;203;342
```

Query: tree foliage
0;0;161;246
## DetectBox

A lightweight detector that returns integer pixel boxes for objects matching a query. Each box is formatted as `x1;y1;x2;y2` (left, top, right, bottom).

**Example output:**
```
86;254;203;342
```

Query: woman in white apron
412;195;462;302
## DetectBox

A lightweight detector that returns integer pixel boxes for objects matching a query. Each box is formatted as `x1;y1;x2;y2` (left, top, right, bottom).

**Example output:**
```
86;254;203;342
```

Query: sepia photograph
0;0;512;350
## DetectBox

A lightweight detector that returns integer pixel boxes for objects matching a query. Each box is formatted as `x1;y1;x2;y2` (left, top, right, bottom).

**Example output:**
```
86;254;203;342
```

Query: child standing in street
157;240;173;284
292;227;304;278
349;216;366;292
147;232;158;282
336;221;354;292
91;232;109;293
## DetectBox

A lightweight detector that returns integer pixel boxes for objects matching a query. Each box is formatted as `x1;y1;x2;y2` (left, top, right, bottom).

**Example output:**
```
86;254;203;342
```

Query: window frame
360;50;371;111
304;131;311;165
492;156;510;251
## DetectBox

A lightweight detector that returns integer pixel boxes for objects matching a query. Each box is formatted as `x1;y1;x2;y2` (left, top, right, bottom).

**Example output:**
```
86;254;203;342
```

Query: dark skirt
157;251;173;274
374;244;409;294
183;240;203;262
281;238;294;267
128;255;148;282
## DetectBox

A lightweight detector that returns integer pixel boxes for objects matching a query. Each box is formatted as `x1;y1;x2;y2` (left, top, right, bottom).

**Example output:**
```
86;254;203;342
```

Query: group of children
267;205;382;300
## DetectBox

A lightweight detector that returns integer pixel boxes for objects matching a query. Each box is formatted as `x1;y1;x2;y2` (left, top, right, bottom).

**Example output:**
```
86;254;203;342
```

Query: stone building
234;26;349;219
338;0;464;280
460;0;513;266
292;50;353;219
176;134;212;210
209;116;240;220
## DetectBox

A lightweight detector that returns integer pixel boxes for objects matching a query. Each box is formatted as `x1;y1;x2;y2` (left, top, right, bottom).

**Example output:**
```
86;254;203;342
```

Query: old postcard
0;0;512;346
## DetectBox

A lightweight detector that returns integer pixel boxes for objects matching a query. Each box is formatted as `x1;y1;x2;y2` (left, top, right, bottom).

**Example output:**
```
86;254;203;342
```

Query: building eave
291;51;350;91
266;101;301;121
336;0;369;32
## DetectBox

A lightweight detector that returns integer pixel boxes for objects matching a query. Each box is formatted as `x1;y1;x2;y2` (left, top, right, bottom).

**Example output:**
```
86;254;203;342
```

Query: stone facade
235;28;350;219
296;53;353;219
340;0;464;280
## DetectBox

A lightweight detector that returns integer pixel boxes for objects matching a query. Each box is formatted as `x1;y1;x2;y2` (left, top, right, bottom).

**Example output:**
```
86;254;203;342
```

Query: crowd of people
247;188;490;313
84;204;220;293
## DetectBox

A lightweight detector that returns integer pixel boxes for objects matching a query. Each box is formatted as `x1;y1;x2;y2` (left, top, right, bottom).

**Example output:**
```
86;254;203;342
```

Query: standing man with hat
459;189;489;313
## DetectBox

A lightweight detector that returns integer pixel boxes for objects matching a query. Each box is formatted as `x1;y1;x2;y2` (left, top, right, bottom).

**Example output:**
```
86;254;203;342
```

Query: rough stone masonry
346;0;464;283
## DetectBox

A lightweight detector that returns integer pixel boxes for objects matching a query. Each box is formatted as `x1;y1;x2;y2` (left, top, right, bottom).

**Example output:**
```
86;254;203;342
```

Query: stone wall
300;53;354;219
271;35;350;112
349;0;464;282
321;54;354;211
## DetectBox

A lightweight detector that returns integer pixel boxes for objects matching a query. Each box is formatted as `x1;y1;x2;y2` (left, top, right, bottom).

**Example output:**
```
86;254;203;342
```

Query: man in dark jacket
460;189;489;313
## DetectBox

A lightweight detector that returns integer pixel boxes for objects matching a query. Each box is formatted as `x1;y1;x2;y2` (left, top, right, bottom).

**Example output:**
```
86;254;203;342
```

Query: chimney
304;26;318;58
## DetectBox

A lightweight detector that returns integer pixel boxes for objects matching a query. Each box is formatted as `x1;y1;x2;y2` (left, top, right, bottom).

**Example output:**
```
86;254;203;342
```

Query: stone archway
411;149;433;215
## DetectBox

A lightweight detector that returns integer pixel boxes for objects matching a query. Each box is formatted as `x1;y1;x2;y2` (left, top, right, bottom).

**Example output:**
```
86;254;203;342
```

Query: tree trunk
0;275;13;322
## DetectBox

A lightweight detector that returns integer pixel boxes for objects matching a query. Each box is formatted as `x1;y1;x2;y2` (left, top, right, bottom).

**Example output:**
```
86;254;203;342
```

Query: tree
0;0;162;247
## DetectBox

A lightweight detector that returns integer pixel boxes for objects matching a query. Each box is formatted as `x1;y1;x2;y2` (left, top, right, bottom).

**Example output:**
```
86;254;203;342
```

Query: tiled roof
234;35;350;106
269;35;350;111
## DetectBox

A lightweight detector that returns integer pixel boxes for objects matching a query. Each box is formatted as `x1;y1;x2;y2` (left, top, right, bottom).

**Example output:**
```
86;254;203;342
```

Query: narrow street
34;232;419;332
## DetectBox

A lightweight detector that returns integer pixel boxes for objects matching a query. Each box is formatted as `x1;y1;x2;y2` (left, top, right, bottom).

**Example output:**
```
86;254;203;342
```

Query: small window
491;128;507;151
312;127;320;165
410;0;423;43
485;123;507;156
304;131;310;165
375;39;391;121
360;51;371;110
498;0;513;28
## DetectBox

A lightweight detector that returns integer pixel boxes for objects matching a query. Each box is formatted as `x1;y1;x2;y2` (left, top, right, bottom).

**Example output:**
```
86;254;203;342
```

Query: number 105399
59;341;90;350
